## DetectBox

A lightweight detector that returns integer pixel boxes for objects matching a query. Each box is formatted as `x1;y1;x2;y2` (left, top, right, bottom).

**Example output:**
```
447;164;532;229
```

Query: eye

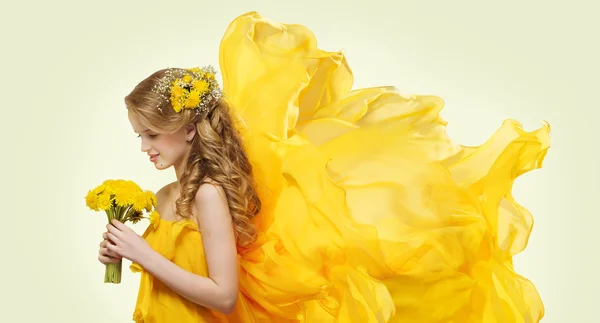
136;134;159;138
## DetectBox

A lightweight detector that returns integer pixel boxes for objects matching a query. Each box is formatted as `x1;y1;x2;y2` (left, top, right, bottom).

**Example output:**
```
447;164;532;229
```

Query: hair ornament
151;65;222;114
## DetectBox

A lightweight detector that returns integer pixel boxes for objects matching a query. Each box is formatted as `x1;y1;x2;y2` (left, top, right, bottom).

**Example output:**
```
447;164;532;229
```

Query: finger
99;247;117;262
108;250;122;258
98;254;121;264
105;245;121;258
102;233;118;246
105;243;123;259
99;245;117;256
106;240;120;253
106;232;120;245
101;247;121;259
111;219;129;231
106;224;122;237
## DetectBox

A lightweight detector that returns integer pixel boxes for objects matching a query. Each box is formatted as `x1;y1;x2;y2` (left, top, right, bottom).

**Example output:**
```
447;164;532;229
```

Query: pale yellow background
1;0;597;322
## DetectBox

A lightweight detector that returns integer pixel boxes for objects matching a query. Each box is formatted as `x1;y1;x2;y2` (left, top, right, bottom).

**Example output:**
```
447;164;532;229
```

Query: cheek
155;136;186;155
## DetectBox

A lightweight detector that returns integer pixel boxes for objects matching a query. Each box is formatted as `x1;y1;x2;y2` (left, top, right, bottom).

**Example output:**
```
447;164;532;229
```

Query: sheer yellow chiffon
131;11;548;323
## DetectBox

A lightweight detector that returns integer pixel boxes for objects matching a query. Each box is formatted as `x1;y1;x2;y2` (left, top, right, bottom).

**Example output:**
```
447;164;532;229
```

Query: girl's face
128;109;194;171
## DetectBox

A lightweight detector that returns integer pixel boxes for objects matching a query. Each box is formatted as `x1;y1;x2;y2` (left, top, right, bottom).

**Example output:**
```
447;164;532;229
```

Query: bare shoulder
194;178;232;232
195;178;226;204
154;181;177;209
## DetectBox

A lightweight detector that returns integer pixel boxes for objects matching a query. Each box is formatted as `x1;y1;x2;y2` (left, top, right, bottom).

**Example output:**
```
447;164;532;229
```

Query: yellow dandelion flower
106;179;126;196
104;180;122;196
192;80;209;93
184;89;201;108
125;180;142;194
132;192;148;212
113;188;132;207
85;190;99;211
144;190;157;212
182;75;193;84
103;179;118;187
100;183;114;196
188;67;200;73
97;193;112;211
92;184;106;195
171;82;185;96
149;210;160;229
172;100;183;112
205;72;216;81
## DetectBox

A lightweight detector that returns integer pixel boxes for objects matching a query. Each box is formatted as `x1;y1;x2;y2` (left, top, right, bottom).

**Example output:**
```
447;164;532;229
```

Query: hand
105;219;155;266
98;237;122;264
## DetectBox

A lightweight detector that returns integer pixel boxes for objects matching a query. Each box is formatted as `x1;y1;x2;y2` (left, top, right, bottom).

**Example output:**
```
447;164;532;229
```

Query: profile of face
128;109;196;170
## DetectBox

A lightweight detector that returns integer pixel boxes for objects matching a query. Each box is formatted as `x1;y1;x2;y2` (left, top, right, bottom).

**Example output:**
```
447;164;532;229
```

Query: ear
185;123;196;141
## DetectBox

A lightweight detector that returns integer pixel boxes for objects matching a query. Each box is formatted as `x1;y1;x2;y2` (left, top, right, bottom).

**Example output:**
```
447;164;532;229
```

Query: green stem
104;259;122;284
105;208;112;222
120;205;127;222
103;206;122;284
116;205;123;222
123;205;134;222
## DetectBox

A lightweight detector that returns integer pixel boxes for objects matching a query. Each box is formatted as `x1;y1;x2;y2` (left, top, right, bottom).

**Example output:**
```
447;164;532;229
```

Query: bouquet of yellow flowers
85;179;157;284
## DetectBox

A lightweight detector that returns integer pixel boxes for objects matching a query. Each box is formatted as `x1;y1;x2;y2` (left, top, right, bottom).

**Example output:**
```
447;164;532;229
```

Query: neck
175;163;185;182
174;149;192;182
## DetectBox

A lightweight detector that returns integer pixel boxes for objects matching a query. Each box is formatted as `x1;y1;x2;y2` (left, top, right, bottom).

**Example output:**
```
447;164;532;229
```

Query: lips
149;154;159;162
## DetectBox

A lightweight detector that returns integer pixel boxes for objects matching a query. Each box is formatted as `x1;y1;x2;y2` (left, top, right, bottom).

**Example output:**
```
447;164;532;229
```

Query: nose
140;137;151;153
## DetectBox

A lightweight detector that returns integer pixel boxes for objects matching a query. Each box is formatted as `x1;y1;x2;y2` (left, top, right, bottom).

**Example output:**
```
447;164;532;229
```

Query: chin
154;161;171;170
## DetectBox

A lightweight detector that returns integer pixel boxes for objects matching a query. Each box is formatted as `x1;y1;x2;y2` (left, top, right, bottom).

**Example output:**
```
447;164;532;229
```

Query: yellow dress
131;11;549;323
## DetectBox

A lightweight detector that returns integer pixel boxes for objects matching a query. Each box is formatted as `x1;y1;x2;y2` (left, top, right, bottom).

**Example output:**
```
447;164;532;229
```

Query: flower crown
151;65;223;114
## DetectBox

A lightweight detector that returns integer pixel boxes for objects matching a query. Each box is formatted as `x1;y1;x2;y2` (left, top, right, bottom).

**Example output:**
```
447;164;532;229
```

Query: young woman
98;11;549;323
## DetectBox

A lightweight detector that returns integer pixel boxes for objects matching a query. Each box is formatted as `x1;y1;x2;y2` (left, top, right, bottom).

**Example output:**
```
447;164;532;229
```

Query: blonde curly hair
124;68;260;246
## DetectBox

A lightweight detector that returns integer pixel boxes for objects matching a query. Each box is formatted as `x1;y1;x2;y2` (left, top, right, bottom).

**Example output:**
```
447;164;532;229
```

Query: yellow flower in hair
182;74;193;84
170;82;186;112
192;80;209;93
185;89;201;108
172;101;183;113
152;65;223;113
171;83;185;99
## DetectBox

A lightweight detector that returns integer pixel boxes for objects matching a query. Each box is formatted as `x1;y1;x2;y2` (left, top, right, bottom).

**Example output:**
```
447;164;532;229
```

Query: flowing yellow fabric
131;11;549;323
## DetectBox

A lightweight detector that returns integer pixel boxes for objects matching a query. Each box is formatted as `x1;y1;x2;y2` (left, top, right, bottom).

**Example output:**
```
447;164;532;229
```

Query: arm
138;183;239;314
